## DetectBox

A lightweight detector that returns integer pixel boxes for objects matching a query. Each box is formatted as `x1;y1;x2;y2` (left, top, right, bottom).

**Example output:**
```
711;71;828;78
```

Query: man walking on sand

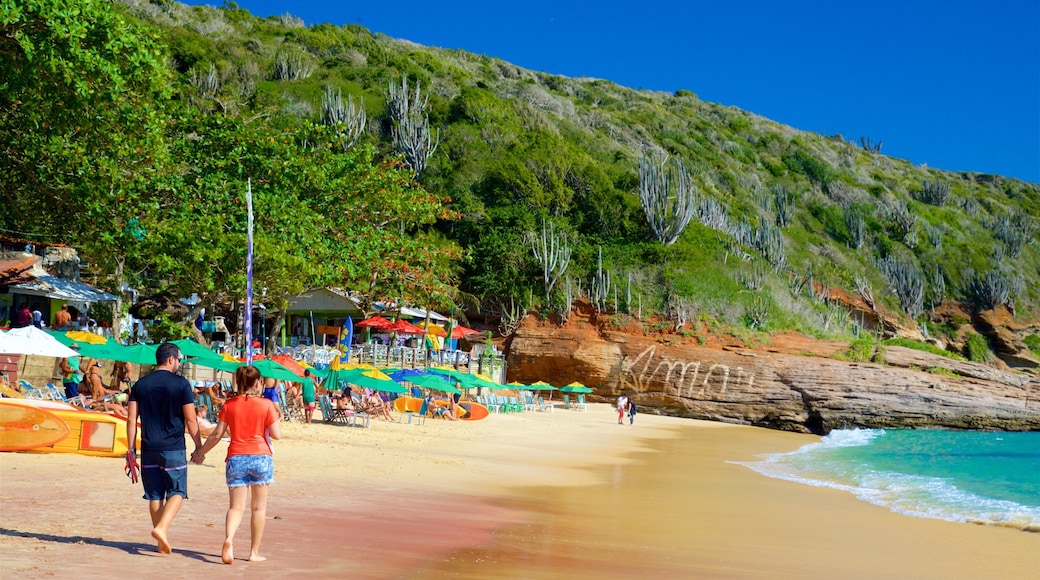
126;343;202;554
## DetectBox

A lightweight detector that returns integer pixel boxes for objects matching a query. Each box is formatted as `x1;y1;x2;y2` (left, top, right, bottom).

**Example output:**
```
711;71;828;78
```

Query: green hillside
4;1;1038;352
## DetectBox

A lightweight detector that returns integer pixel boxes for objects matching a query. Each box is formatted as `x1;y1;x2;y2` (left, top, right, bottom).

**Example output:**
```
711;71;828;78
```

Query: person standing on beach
616;394;628;425
627;398;637;425
193;365;281;565
301;369;318;423
126;343;202;554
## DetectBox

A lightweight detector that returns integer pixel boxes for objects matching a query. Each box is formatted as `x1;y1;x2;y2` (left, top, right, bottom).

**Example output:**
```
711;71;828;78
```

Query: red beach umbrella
355;315;394;331
450;325;479;339
269;354;307;377
386;319;425;335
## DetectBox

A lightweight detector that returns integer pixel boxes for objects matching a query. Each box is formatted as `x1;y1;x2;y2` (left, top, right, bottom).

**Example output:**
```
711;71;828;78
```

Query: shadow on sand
0;526;216;563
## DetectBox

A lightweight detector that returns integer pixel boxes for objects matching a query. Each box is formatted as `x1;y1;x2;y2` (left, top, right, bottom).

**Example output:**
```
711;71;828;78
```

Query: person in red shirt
193;365;281;565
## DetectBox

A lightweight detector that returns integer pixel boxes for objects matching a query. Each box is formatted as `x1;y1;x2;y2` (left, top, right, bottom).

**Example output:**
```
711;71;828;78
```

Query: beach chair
521;391;537;412
18;380;47;399
402;397;428;425
537;396;554;413
574;394;589;413
277;384;303;422
318;395;349;425
46;382;86;407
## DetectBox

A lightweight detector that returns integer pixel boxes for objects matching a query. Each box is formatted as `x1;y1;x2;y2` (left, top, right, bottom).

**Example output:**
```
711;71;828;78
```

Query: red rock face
506;303;1040;434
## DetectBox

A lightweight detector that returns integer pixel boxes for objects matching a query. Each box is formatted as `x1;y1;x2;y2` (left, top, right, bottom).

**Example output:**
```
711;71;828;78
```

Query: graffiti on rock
619;345;754;398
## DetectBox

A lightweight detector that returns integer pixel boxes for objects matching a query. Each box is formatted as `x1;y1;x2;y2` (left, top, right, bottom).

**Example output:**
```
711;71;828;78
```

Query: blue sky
189;1;1039;183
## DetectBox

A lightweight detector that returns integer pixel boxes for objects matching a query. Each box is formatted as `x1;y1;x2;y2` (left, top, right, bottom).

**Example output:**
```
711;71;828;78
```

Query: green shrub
924;366;957;377
837;337;875;362
1023;334;1040;356
883;338;965;361
965;333;993;363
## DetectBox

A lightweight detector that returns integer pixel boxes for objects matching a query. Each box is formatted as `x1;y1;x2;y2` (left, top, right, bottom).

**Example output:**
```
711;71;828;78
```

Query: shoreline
1;405;1037;578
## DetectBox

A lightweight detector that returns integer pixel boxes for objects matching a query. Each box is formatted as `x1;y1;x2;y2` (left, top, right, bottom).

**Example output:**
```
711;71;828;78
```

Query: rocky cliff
506;303;1040;434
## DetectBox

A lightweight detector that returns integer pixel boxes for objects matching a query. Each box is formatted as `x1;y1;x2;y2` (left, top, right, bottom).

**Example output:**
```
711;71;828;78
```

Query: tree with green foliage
1;0;173;318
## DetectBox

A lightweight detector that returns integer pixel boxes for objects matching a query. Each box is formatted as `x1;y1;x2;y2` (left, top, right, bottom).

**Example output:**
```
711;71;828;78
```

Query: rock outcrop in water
505;303;1040;434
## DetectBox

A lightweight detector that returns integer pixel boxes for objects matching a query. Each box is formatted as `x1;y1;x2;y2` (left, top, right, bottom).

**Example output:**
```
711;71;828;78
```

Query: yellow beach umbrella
65;330;107;345
418;320;447;337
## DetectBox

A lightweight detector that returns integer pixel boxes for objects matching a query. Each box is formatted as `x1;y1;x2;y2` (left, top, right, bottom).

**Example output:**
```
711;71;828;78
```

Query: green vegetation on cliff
3;1;1038;353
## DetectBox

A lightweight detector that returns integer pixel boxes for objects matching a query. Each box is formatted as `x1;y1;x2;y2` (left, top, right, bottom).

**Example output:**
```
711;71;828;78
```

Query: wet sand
1;404;1037;578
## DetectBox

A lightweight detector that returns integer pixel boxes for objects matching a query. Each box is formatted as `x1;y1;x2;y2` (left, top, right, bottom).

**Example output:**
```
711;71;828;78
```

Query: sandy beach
1;404;1037;579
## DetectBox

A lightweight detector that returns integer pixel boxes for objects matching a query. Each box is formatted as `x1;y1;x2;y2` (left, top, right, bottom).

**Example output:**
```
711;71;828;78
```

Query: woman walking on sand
193;365;281;565
616;394;628;425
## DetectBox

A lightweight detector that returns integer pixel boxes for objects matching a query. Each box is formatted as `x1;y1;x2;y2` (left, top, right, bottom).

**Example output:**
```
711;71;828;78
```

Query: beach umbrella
123;343;161;365
343;368;407;393
251;359;311;386
428;366;470;382
405;372;461;394
418;321;447;337
269;354;307;377
354;315;394;331
189;356;243;374
169;338;221;361
386;319;425;335
65;330;108;345
528;380;558;391
450;325;479;339
559;381;593;394
0;326;79;358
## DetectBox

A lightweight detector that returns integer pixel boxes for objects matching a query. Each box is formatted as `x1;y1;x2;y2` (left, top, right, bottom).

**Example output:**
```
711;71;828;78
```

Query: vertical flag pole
245;178;254;366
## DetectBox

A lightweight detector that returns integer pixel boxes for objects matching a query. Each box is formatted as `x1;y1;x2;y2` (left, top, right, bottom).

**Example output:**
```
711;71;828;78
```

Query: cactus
589;246;613;312
320;86;366;152
638;150;696;245
924;222;945;249
860;136;883;154
772;185;795;227
738;263;767;291
889;198;918;238
845;206;866;249
752;221;787;273
986;213;1036;259
386;75;439;179
965;268;1022;312
743;297;770;330
528;219;572;307
877;255;924;318
916;180;951;206
273;51;314;81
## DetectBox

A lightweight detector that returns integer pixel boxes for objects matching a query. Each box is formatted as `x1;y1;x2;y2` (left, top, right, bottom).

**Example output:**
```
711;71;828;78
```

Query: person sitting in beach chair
363;391;395;421
429;399;458;421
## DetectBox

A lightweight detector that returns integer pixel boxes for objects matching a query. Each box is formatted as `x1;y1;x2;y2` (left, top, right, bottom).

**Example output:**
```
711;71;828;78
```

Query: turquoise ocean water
739;429;1040;530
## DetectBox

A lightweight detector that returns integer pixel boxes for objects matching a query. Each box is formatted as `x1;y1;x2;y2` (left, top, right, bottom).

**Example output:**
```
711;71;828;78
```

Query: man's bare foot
247;553;267;562
151;528;172;554
221;540;234;565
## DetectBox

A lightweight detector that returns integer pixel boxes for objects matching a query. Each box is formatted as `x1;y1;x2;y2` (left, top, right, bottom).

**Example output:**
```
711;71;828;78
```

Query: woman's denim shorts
225;454;274;487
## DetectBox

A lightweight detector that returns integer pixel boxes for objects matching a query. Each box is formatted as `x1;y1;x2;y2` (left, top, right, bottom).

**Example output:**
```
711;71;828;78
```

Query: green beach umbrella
342;368;407;393
169;339;222;361
251;359;312;386
559;382;593;394
405;373;461;394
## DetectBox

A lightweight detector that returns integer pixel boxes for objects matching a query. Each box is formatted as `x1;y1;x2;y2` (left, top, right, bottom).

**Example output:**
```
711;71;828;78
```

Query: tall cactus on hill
638;151;695;245
321;86;366;152
528;219;571;307
386;75;439;179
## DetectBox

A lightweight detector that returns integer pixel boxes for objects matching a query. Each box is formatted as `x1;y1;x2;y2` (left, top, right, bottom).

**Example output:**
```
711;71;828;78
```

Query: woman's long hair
234;365;262;396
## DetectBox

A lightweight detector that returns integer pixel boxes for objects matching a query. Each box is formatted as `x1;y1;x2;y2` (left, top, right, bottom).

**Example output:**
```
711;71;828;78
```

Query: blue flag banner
244;178;254;366
339;317;353;365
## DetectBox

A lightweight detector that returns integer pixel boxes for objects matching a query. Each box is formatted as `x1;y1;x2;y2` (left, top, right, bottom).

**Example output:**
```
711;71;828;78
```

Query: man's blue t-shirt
129;369;194;452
